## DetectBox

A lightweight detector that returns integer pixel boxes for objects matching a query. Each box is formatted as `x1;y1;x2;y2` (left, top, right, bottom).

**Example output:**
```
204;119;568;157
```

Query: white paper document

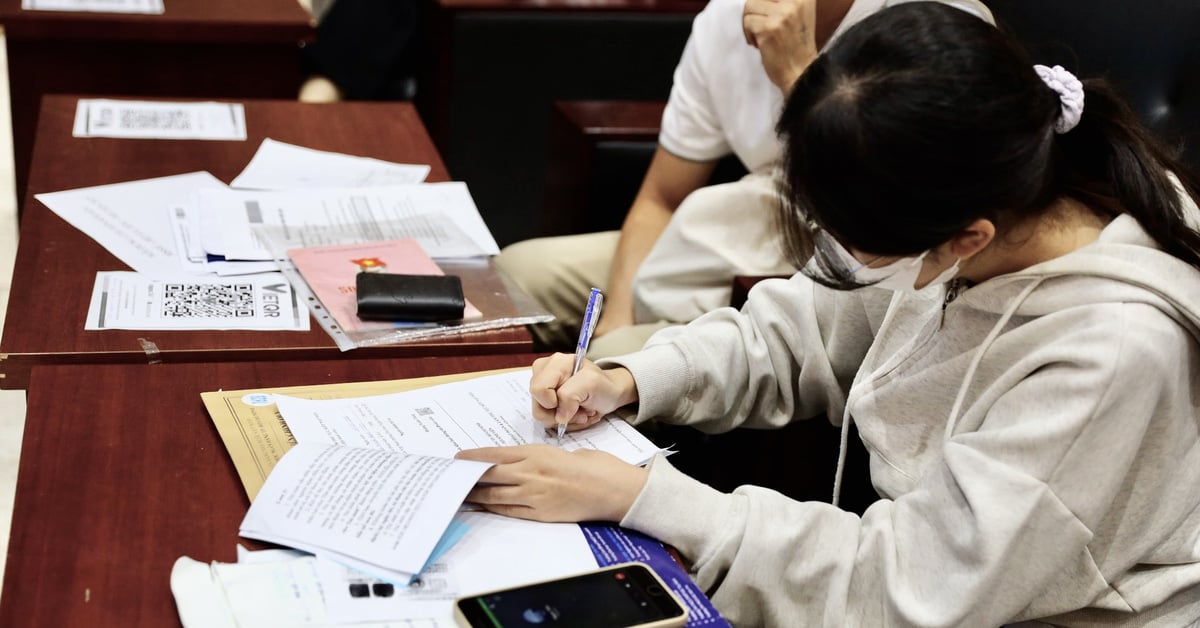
85;271;310;331
170;555;450;628
167;192;282;276
318;511;597;623
232;139;432;190
35;171;229;276
195;183;499;261
239;443;493;581
23;0;163;13
273;370;666;467
73;99;246;140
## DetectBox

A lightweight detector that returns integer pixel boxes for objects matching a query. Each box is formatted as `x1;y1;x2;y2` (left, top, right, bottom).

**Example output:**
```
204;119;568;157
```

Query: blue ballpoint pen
559;287;604;443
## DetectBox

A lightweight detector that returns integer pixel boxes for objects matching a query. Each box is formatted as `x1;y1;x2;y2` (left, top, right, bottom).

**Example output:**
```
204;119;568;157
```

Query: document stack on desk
33;134;552;339
181;368;733;627
238;370;664;583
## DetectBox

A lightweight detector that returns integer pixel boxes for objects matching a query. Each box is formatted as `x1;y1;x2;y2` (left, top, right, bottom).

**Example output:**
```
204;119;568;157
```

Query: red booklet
288;239;480;332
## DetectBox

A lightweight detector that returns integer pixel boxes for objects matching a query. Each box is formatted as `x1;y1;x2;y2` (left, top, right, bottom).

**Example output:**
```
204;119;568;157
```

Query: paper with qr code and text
72;99;246;140
84;271;310;331
23;0;163;13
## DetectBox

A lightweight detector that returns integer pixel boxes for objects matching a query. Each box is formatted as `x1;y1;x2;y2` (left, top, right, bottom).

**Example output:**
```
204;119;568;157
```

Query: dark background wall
420;7;700;248
414;0;1200;247
419;7;699;247
984;0;1200;168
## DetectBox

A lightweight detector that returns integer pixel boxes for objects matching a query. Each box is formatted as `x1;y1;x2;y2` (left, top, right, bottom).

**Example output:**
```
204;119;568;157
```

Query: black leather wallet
355;273;466;322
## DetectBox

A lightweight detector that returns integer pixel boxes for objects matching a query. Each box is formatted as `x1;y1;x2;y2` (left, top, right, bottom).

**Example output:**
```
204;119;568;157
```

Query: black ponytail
1055;80;1200;268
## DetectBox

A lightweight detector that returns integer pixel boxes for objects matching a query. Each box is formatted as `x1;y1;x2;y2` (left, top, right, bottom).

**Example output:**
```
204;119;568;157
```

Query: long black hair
776;2;1200;287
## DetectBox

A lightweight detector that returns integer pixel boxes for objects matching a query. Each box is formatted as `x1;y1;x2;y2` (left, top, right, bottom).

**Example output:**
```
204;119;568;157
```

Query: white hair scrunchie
1034;64;1085;134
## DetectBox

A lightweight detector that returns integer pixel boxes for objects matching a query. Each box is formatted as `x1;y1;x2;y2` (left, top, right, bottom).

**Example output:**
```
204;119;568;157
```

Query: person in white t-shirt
496;0;993;358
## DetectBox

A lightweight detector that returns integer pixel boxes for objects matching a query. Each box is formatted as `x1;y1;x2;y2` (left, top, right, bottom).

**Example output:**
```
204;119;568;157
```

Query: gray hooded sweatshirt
604;209;1200;627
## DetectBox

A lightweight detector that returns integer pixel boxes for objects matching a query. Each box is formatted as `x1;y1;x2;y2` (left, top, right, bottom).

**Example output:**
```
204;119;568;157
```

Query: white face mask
858;251;961;292
811;229;961;292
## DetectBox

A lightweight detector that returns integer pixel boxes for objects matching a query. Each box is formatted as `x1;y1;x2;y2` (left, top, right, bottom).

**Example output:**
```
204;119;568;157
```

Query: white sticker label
241;392;275;407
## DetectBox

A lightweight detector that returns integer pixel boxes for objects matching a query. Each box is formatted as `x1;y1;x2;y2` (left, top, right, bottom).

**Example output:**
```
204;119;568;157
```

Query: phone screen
455;563;686;627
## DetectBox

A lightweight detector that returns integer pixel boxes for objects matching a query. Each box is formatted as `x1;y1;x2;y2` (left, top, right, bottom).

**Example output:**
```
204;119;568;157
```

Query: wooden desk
0;0;317;205
0;96;532;390
0;354;540;628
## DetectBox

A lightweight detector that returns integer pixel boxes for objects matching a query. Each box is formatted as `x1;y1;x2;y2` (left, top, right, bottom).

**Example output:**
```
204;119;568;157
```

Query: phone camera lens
646;585;664;596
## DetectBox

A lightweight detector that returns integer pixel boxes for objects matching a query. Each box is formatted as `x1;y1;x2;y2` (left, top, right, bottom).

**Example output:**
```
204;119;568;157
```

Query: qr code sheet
163;283;255;318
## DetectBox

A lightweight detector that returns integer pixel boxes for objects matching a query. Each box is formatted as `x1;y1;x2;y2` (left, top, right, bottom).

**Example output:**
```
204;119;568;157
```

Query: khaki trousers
495;231;674;359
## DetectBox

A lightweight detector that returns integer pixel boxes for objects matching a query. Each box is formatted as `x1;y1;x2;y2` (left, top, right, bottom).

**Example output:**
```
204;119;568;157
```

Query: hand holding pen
560;288;604;442
527;288;641;441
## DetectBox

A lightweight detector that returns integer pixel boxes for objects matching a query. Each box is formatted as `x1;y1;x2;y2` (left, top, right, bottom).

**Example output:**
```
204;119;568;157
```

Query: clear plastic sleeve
254;222;553;351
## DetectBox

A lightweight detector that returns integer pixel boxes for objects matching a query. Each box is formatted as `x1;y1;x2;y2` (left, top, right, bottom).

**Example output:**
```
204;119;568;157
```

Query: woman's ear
947;218;995;260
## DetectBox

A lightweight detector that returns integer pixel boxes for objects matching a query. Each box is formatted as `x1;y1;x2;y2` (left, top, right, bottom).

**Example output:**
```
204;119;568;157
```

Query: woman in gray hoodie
458;4;1200;626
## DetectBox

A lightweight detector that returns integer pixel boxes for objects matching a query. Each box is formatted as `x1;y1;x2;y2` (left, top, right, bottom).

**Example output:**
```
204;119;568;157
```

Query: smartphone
453;561;689;628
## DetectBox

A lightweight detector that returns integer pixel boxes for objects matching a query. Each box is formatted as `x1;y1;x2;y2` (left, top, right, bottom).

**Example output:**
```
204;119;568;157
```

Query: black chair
417;3;705;248
985;0;1200;170
542;99;747;238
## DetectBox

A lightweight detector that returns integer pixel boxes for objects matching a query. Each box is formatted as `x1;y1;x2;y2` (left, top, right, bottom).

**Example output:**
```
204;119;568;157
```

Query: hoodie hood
835;186;1200;498
955;203;1200;342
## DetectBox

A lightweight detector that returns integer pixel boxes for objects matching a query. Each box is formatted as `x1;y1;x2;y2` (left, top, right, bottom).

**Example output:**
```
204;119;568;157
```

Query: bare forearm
596;147;717;335
601;198;675;330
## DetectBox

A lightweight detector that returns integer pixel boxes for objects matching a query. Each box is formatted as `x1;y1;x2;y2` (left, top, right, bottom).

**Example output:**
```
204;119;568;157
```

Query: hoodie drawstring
832;403;853;508
831;278;1046;507
943;278;1044;440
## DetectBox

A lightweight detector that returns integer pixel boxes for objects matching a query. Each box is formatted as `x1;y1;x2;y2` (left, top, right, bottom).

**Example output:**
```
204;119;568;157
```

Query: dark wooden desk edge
434;0;705;13
0;2;315;43
2;354;546;627
0;333;534;390
1;20;315;44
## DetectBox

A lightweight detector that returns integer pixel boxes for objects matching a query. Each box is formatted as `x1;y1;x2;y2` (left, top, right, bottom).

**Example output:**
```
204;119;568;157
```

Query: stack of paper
194;368;725;627
239;442;493;584
238;370;667;584
191;182;497;265
173;511;600;627
33;126;524;334
203;370;671;623
174;518;728;627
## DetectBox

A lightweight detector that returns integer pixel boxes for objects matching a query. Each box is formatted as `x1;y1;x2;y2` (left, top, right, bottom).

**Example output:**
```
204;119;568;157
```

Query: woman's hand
529;353;639;433
456;445;649;523
743;0;819;93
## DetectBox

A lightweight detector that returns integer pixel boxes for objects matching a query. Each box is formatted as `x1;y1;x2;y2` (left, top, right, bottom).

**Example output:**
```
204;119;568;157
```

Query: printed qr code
120;109;191;130
415;407;435;416
162;283;255;318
